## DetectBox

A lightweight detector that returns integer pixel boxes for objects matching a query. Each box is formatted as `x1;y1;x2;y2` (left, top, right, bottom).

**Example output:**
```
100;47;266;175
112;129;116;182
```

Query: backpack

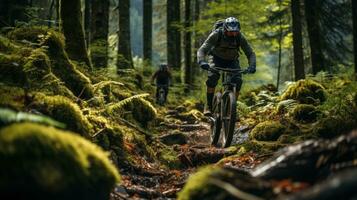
212;19;241;50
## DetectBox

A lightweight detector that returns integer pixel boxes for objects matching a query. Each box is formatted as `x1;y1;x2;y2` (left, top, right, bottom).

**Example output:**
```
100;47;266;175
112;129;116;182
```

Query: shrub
250;121;285;141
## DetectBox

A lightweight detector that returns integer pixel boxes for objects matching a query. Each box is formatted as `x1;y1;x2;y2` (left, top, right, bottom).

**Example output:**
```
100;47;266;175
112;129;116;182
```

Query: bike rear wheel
220;92;236;147
210;92;222;146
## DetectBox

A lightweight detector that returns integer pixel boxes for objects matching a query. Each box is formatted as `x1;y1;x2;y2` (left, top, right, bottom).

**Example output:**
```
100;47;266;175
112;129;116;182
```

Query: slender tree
304;0;324;74
143;0;153;65
193;0;200;65
184;0;192;90
0;0;9;27
167;0;181;68
118;0;133;69
353;0;357;79
84;0;91;47
59;0;92;70
291;0;305;80
90;0;109;67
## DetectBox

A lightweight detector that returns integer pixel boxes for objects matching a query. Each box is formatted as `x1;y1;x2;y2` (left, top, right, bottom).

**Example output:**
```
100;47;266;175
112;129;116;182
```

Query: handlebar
208;66;248;74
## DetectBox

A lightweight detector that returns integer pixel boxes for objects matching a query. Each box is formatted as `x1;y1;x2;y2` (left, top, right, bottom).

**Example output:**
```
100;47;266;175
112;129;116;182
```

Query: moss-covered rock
280;80;326;104
7;26;48;44
178;165;273;200
290;104;320;123
34;94;93;138
0;85;26;110
0;53;26;86
313;116;356;139
250;121;285;141
0;123;120;200
177;166;224;200
276;99;299;114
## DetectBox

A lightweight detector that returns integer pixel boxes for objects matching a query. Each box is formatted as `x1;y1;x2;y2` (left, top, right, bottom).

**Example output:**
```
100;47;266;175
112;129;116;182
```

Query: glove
199;61;210;70
247;66;256;74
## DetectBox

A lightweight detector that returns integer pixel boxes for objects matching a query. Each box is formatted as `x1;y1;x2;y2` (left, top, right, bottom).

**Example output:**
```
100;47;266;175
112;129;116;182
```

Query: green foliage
34;94;93;138
0;53;26;86
0;123;120;200
280;80;326;104
40;30;94;99
250;121;285;141
290;104;320;123
0;85;26;110
7;26;48;44
107;93;157;127
0;108;65;128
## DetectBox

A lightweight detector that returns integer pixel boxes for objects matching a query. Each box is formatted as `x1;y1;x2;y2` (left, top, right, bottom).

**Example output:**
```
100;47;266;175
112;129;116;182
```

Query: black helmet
223;17;240;37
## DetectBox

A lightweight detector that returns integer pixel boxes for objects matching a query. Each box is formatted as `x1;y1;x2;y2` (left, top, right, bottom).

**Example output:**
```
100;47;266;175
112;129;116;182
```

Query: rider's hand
247;66;256;74
199;61;210;71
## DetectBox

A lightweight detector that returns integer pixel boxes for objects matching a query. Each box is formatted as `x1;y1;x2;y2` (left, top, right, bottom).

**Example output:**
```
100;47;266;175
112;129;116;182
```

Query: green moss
313;116;356;139
280;79;326;104
0;53;26;86
0;123;120;200
177;166;223;200
290;104;320;123
23;48;76;99
90;39;108;68
158;146;181;168
276;99;299;114
40;31;94;99
34;94;93;138
250;121;285;141
7;26;48;43
0;85;26;110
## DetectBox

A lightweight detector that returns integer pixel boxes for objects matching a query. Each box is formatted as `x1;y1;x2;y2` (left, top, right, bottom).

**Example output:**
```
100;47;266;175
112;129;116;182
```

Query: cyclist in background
151;63;172;103
197;17;256;115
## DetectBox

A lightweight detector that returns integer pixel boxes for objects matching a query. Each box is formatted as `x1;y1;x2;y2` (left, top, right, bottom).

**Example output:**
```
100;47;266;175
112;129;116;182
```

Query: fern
93;81;124;93
106;93;150;114
0;108;66;128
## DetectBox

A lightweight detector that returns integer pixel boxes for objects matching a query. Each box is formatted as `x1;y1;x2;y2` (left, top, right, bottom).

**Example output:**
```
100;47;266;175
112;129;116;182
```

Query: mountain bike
156;84;168;106
208;66;247;148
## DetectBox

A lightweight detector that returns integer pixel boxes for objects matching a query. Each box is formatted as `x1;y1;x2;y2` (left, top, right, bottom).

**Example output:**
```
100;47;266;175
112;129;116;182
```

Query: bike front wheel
210;92;222;146
220;92;237;148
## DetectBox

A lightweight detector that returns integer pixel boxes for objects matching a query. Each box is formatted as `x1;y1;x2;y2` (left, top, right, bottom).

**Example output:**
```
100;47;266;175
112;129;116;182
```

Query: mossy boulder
178;166;272;200
313;116;356;139
0;53;26;86
7;26;48;44
280;80;326;104
250;121;285;141
177;166;224;200
290;104;320;123
0;86;26;110
34;95;93;138
0;123;120;200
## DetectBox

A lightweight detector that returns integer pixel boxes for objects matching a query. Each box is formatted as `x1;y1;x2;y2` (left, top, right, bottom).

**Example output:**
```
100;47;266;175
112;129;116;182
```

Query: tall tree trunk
277;0;283;90
352;0;357;79
304;0;324;74
193;0;200;69
4;0;30;26
117;0;133;69
0;0;9;27
167;0;181;68
84;0;91;47
143;0;153;65
59;0;92;70
184;0;192;91
90;0;109;68
291;0;305;80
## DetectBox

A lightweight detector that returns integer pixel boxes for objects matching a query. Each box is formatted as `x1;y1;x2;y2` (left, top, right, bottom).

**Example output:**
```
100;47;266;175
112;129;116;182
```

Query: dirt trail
110;109;261;200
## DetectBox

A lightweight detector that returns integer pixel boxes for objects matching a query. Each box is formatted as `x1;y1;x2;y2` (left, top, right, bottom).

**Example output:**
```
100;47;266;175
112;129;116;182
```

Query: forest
0;0;356;199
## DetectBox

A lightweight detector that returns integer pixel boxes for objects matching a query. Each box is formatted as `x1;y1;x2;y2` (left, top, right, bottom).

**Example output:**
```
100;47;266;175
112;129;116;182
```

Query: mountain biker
151;63;172;103
197;17;256;114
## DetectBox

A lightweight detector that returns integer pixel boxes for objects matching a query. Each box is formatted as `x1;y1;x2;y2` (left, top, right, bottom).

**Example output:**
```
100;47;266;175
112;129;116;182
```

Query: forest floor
110;106;264;199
